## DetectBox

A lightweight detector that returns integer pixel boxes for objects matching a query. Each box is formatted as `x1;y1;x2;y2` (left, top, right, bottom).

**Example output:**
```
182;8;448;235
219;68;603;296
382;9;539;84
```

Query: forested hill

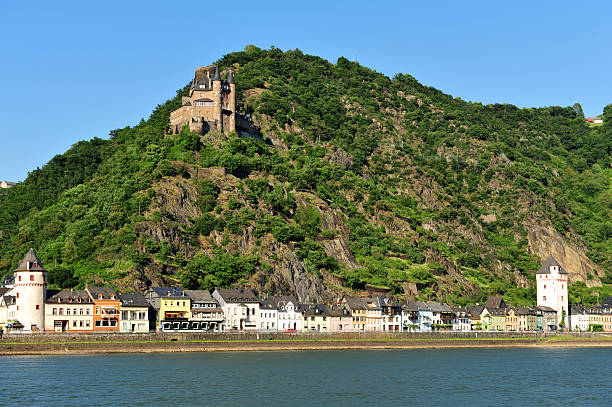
1;45;611;306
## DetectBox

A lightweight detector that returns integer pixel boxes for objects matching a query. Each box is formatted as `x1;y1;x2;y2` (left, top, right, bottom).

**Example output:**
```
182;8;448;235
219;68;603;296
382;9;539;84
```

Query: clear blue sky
1;1;610;181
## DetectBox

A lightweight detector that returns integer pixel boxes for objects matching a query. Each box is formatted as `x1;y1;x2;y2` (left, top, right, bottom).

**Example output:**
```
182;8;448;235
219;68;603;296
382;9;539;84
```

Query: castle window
543;296;546;301
19;276;21;281
16;292;19;298
36;304;39;310
30;275;34;281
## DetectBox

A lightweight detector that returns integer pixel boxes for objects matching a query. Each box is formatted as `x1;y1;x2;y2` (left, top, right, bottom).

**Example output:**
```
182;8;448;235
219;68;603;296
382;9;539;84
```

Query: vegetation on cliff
1;45;611;306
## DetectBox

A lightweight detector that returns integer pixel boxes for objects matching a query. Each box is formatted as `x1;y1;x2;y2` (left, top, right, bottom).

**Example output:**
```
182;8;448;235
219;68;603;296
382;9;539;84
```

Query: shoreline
2;336;611;356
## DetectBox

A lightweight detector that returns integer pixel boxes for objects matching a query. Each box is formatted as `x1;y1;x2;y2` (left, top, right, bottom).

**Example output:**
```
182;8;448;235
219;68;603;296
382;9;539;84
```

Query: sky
1;1;610;182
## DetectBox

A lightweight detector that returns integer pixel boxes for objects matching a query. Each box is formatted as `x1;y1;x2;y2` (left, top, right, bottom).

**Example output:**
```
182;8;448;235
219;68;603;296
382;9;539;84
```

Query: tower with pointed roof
13;248;47;332
536;254;568;329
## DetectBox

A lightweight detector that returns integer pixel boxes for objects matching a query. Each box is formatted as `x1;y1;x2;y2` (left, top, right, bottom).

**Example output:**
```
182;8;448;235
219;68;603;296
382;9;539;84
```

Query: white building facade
536;255;569;329
213;288;260;331
13;249;47;332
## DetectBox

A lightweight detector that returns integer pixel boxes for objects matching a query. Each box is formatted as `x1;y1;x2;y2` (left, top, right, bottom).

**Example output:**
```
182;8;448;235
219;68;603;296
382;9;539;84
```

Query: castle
168;65;259;137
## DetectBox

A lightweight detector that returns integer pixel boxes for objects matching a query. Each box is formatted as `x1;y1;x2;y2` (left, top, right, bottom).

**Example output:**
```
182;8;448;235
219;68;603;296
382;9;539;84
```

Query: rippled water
1;348;610;406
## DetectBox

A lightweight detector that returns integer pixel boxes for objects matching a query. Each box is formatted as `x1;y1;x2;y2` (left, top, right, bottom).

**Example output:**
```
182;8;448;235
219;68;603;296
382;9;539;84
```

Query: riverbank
1;333;611;355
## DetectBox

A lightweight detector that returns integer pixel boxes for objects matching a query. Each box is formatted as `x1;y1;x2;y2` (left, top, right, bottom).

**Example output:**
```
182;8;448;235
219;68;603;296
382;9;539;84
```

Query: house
377;296;402;332
212;288;260;331
302;304;331;332
261;296;302;332
570;306;589;332
601;304;612;333
328;305;353;332
0;181;17;189
145;287;191;331
481;307;506;331
536;255;569;329
85;286;120;332
585;117;603;124
364;298;382;331
401;302;421;332
416;302;434;332
427;302;455;331
537;306;557;331
451;306;471;332
184;290;223;332
516;307;537;331
118;292;150;333
342;297;367;331
259;297;279;332
505;308;519;332
530;307;544;331
45;289;94;332
467;305;484;330
586;307;603;331
0;292;17;332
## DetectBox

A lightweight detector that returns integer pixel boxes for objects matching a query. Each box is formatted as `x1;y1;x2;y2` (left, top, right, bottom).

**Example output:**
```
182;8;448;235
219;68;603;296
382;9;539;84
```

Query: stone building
168;65;259;137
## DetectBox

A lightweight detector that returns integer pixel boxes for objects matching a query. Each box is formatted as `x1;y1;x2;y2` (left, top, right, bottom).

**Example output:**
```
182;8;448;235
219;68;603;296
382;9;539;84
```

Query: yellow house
505;308;519;332
145;287;191;331
302;304;331;332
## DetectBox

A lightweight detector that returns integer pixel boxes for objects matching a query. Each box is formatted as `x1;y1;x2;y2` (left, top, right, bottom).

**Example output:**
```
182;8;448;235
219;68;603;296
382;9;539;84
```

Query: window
16;293;19;298
86;309;90;315
543;296;546;301
30;275;34;281
53;308;57;315
67;308;71;315
80;309;83;315
73;321;77;327
86;320;90;327
59;308;64;315
544;285;546;289
95;321;101;327
80;320;83;327
36;304;40;310
73;308;77;315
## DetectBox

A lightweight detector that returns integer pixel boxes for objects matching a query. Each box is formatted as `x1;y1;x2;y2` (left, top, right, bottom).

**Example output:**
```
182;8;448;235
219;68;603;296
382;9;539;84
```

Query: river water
1;348;609;406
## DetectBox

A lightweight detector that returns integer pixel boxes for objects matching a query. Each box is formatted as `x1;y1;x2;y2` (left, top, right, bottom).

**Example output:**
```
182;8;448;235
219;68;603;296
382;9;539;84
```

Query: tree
559;309;566;330
572;103;584;119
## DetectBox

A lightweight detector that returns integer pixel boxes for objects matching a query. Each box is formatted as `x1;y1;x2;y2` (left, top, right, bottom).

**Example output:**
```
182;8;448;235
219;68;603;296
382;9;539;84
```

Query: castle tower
227;69;236;133
212;65;222;133
13;248;47;332
536;254;569;329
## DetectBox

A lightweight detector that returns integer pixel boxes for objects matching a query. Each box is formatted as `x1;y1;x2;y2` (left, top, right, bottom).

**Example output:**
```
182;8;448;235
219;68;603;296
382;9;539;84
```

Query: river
1;348;609;406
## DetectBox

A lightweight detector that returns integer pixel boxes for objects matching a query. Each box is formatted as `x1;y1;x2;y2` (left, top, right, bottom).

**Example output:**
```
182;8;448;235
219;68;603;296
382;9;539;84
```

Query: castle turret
212;65;222;133
228;69;236;132
13;248;47;332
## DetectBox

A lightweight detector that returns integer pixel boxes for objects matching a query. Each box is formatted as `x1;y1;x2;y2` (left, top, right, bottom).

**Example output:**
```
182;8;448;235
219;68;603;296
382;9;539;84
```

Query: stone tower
227;69;236;132
212;65;222;133
536;254;569;329
13;248;47;332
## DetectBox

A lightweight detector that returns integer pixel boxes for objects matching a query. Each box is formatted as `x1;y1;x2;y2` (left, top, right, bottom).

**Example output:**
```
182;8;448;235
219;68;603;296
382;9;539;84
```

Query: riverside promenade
1;332;610;355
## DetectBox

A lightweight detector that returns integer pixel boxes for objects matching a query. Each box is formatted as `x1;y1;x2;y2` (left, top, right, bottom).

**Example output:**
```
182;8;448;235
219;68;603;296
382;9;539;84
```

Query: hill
1;45;611;306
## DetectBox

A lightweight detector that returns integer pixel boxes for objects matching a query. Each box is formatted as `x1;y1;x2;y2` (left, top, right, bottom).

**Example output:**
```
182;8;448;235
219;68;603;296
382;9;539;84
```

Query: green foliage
179;251;260;291
0;46;610;303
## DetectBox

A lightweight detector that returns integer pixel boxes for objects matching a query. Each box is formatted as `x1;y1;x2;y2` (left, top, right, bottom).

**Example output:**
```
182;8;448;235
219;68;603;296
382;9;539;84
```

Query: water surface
1;348;609;406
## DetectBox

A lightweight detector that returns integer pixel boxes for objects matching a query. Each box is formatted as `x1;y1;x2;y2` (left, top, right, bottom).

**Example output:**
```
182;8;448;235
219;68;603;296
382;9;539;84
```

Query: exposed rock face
329;147;354;169
524;220;603;287
277;253;329;303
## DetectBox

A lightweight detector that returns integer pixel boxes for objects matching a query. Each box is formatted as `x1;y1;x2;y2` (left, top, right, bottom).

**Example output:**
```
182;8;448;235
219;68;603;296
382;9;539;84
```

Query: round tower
212;65;222;133
13;248;47;332
228;69;236;133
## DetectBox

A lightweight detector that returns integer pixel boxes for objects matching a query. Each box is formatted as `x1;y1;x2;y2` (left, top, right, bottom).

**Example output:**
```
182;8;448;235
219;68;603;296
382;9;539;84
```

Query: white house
259;297;279;332
45;289;94;332
118;292;150;333
452;306;471;332
212;288;260;331
570;306;590;332
0;181;17;189
536;255;569;329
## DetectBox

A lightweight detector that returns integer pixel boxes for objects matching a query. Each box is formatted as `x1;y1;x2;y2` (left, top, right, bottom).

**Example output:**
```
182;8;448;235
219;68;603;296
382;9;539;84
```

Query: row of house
1;249;611;334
